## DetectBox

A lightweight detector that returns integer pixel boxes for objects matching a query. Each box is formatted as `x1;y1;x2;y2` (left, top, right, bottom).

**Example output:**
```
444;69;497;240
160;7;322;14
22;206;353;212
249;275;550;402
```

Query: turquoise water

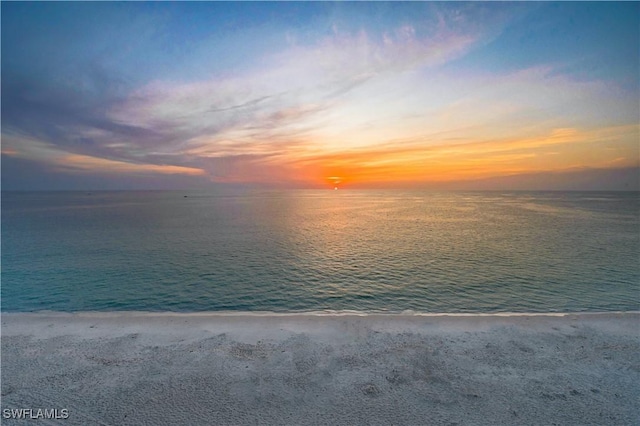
2;190;638;313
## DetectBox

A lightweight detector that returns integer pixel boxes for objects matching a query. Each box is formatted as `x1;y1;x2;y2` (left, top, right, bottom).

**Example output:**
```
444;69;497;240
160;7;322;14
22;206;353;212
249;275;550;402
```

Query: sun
327;176;343;189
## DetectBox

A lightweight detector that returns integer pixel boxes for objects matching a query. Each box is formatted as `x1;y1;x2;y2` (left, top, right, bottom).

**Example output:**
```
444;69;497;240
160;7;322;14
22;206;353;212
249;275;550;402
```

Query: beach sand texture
2;312;638;425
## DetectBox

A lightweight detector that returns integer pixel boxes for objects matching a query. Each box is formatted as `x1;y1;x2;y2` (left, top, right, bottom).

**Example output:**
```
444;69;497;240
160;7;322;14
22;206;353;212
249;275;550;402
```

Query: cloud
278;124;639;186
57;154;205;176
2;134;205;176
98;20;486;172
2;3;636;189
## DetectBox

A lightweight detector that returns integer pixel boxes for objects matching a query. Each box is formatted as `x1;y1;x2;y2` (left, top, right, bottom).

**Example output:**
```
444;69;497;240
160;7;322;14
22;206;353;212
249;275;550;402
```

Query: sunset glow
2;2;638;190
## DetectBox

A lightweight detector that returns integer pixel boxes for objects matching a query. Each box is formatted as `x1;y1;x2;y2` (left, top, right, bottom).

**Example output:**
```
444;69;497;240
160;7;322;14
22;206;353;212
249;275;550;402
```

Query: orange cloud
59;154;206;175
282;124;639;187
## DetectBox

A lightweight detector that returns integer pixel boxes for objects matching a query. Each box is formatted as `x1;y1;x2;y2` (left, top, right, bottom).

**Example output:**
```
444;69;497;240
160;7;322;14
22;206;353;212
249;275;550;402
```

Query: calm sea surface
2;190;638;313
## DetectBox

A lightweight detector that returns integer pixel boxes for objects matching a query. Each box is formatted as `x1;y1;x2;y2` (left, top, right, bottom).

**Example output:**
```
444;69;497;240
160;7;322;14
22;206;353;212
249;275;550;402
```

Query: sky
2;2;639;190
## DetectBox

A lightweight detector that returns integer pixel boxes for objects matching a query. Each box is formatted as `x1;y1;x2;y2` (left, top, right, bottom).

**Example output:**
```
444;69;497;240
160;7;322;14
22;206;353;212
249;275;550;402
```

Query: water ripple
2;190;639;312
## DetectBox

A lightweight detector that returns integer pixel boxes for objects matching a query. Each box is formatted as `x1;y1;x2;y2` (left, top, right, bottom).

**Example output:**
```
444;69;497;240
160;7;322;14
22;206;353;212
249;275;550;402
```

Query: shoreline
4;309;638;316
2;312;638;425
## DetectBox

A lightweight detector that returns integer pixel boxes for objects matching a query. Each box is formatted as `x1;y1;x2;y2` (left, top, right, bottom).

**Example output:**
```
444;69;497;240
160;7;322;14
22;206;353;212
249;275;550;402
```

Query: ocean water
2;190;638;313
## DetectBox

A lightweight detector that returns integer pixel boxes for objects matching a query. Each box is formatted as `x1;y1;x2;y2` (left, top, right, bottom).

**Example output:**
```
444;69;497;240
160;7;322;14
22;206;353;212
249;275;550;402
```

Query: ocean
2;190;638;313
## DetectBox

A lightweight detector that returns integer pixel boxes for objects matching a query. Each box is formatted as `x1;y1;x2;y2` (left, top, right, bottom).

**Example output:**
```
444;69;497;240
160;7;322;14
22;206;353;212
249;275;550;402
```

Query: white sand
2;312;638;425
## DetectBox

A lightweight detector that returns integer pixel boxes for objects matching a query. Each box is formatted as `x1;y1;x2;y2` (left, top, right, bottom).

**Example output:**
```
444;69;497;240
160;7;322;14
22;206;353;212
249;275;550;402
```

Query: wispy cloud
2;2;637;189
2;134;205;176
36;18;485;184
273;124;639;186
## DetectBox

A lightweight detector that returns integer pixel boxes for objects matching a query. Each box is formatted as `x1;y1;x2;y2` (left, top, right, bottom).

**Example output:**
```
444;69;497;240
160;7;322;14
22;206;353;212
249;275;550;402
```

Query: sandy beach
1;312;638;425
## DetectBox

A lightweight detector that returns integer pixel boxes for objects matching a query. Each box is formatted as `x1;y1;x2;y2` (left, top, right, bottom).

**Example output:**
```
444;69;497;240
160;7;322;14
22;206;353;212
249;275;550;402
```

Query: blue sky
2;2;638;190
